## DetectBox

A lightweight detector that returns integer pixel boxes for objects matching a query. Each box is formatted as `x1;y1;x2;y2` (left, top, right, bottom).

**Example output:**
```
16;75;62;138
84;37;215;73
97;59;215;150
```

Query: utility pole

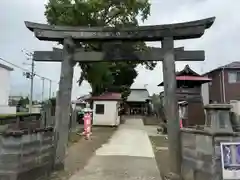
30;58;34;113
49;80;52;99
22;49;34;113
41;77;45;102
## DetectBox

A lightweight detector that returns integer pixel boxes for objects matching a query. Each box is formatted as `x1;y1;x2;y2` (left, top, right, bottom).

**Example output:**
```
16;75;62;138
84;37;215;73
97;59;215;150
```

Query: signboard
221;142;240;179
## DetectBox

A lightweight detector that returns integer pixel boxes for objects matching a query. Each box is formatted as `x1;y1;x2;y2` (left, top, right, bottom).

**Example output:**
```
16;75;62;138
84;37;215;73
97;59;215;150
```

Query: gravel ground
48;126;117;180
149;135;170;180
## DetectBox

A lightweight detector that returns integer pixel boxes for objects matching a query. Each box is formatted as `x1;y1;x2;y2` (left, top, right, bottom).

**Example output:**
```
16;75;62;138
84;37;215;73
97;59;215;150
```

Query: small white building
90;92;122;126
0;63;16;114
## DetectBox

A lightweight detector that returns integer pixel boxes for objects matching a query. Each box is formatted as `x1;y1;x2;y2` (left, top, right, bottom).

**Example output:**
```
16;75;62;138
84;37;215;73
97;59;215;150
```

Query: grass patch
49;126;116;180
149;136;170;179
68;128;84;146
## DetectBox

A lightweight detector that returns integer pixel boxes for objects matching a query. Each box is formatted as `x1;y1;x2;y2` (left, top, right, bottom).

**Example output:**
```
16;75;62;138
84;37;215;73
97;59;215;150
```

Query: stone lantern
204;104;233;133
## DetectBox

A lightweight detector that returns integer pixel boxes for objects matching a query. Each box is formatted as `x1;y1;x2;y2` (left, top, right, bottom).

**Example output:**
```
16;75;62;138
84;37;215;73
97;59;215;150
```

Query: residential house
90;92;122;126
203;62;240;103
72;95;90;110
9;95;22;106
0;63;16;114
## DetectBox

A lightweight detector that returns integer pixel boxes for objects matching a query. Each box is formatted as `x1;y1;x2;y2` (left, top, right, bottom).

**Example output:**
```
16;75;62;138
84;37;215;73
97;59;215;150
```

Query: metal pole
42;77;45;102
49;80;52;99
162;37;181;179
222;67;226;103
29;58;34;113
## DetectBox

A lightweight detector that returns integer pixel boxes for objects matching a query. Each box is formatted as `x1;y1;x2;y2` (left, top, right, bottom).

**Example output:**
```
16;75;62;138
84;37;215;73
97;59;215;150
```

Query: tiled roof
90;92;122;101
127;89;150;102
72;99;86;104
203;61;240;75
219;61;240;69
176;65;200;76
77;94;92;100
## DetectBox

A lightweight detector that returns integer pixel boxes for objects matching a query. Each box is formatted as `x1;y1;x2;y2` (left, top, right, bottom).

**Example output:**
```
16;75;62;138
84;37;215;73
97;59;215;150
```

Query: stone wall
181;128;240;180
0;111;79;180
0;127;54;180
0;113;42;132
0;105;16;114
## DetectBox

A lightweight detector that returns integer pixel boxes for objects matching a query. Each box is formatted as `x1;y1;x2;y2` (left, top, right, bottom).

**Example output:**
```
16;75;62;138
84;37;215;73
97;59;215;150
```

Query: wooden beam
25;17;215;41
175;51;204;61
33;47;205;62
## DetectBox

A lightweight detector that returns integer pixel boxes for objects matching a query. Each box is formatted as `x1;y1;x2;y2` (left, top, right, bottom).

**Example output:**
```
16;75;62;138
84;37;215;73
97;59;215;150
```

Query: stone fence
0;127;54;180
0;108;79;180
41;104;79;131
181;128;240;180
0;113;42;132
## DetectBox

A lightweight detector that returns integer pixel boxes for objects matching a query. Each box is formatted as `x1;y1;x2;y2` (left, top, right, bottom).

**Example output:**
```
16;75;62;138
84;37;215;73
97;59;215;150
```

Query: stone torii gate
25;17;215;179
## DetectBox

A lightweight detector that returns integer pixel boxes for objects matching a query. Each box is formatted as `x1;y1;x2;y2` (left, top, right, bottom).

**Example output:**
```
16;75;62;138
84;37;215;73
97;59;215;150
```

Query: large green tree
45;0;156;96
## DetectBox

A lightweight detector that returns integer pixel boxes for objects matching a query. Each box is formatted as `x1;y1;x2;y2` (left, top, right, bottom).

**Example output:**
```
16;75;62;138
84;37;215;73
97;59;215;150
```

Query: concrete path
69;118;161;180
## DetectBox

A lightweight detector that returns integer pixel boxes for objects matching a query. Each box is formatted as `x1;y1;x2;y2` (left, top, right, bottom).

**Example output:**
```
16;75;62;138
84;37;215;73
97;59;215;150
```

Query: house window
95;104;104;114
228;72;240;83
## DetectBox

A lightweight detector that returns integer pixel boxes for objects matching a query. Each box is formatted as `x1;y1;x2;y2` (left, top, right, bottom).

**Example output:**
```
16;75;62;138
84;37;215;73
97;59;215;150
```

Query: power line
0;57;59;84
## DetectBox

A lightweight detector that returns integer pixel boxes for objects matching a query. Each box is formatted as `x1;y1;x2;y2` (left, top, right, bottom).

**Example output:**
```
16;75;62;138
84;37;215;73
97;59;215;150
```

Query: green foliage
18;97;29;107
120;86;131;101
45;0;156;97
49;97;56;107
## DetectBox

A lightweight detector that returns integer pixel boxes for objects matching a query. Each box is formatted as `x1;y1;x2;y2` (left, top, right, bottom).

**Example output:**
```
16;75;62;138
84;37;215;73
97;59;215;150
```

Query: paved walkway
69;118;161;180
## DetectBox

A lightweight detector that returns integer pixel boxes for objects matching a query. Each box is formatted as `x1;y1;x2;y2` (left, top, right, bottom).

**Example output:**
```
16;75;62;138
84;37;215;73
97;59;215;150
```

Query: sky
0;0;240;99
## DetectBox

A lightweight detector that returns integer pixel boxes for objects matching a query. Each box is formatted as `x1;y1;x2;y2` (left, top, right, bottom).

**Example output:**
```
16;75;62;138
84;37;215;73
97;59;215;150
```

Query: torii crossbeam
25;17;215;41
33;47;205;62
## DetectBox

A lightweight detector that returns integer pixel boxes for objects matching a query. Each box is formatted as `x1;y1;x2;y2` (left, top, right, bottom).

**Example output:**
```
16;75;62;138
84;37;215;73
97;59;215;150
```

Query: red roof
158;75;212;86
176;75;212;81
89;92;122;101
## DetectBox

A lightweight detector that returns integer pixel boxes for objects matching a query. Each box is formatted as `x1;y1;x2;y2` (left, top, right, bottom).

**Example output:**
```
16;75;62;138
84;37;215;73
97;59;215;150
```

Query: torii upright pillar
162;37;181;178
54;37;76;169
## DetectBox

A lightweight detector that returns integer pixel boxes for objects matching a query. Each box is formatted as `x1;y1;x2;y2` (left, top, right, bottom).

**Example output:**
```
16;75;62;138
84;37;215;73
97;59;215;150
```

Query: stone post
162;37;181;179
54;37;75;169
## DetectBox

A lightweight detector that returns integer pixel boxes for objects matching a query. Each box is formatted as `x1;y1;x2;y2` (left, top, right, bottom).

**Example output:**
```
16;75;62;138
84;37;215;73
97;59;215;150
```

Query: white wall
93;101;120;126
0;68;11;105
31;106;41;113
0;106;16;114
201;82;210;105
